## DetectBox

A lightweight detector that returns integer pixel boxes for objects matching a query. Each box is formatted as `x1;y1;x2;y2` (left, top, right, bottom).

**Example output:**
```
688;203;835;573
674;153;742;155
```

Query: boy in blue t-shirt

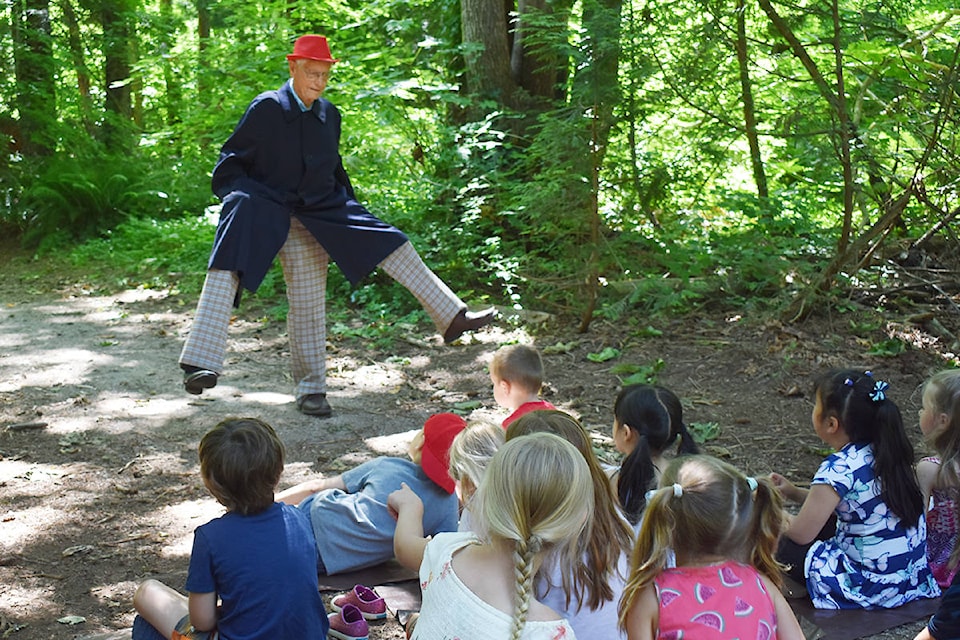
275;414;464;575
132;418;328;640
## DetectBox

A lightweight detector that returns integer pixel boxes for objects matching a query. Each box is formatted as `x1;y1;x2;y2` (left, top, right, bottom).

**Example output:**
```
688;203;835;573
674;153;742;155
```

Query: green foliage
587;347;621;363
866;338;908;357
688;421;721;444
67;216;218;294
610;358;666;385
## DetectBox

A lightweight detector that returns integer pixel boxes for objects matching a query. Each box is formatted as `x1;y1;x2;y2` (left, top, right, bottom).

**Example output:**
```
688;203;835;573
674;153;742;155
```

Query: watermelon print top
921;456;960;589
804;442;940;609
654;561;778;639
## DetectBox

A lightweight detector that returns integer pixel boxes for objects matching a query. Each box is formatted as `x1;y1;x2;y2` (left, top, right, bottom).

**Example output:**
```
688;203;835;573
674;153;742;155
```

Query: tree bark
13;0;56;156
460;0;516;106
101;0;134;149
734;0;768;200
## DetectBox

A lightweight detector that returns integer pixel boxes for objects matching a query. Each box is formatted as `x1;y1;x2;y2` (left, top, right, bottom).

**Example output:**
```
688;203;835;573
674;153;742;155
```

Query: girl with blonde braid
618;455;804;640
506;410;635;640
390;432;592;640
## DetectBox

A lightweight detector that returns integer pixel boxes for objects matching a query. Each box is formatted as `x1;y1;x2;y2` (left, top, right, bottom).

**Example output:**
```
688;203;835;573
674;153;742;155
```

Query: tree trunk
158;0;182;126
101;0;134;149
57;0;93;131
510;0;574;100
735;0;768;200
460;0;516;106
13;0;56;156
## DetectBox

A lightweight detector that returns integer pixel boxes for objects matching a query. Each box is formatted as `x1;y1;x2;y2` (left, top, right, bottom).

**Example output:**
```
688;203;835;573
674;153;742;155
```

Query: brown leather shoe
182;366;218;395
442;308;496;344
298;393;332;417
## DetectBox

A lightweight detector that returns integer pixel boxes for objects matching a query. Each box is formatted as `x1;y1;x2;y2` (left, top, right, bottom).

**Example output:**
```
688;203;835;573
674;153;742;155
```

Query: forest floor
1;239;958;640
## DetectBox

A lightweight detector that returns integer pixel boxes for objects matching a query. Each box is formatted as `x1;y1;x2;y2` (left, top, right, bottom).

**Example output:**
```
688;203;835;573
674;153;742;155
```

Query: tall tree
13;0;55;156
100;0;135;149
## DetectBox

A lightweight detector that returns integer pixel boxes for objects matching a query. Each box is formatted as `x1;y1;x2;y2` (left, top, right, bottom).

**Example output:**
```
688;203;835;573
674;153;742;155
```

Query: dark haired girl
610;384;699;525
771;369;940;609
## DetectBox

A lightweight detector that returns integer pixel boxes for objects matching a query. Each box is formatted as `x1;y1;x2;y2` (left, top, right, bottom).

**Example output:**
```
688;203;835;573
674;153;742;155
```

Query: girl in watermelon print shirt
618;455;804;640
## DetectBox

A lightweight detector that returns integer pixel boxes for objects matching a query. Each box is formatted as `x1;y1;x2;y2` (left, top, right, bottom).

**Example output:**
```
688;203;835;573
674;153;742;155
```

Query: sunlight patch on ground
148;498;223;560
0;348;115;391
331;360;406;396
365;428;420;456
238;391;295;406
0;584;57;619
0;504;72;551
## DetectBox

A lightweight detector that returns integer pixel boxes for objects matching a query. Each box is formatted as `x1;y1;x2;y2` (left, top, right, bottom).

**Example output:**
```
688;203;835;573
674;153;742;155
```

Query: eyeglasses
302;70;331;81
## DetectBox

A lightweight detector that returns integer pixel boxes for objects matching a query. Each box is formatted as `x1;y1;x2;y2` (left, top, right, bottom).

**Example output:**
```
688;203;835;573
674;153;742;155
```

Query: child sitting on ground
507;409;635;640
447;421;505;531
917;369;960;589
771;369;940;609
274;413;464;575
619;454;804;639
132;417;329;640
610;384;700;526
490;344;555;427
389;432;593;640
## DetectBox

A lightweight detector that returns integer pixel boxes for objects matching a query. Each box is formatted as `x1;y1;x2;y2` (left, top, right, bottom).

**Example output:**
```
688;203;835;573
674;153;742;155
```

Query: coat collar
279;81;328;124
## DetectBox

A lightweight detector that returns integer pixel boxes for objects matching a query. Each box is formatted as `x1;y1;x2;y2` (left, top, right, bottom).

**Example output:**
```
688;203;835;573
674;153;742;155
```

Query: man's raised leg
378;241;495;343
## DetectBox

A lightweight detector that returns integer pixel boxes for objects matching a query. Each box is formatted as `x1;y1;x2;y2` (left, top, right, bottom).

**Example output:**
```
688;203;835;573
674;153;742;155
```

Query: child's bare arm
388;483;429;571
623;583;658;640
761;574;805;640
785;483;840;544
274;475;347;505
917;459;939;509
188;591;218;631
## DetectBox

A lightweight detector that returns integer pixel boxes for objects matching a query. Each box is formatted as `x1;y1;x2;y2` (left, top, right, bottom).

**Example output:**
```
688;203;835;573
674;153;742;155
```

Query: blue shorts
173;615;218;640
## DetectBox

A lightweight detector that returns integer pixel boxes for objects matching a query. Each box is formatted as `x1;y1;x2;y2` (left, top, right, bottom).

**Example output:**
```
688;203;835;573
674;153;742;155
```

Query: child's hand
387;483;424;520
768;472;792;492
769;473;801;502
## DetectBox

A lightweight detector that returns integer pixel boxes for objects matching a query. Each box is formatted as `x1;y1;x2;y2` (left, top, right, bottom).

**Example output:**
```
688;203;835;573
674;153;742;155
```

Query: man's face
289;59;333;105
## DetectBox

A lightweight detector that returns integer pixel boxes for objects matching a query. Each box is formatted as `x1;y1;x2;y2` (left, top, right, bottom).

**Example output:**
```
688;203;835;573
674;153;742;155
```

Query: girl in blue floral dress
771;369;940;609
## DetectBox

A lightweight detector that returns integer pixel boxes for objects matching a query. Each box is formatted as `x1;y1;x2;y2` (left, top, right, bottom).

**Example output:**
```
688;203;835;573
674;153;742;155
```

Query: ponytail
747;476;788;588
509;536;540;640
813;369;923;524
618;434;657;525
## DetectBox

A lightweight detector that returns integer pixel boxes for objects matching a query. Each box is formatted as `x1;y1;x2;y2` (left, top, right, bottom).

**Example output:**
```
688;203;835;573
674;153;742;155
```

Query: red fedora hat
286;35;340;63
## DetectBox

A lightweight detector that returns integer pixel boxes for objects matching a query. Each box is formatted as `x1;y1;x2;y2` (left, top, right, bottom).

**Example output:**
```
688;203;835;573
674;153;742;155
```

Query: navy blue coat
208;82;408;302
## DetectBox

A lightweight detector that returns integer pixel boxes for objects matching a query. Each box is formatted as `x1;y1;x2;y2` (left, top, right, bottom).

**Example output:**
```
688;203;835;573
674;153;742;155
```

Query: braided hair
478;432;594;640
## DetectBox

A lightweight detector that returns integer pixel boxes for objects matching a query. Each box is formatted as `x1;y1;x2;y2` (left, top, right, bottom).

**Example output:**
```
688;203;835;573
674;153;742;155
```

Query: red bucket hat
420;413;467;494
286;35;340;63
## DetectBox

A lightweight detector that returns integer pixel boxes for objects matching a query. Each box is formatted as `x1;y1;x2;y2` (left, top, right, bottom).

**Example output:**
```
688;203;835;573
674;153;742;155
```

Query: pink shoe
327;603;369;640
332;584;387;620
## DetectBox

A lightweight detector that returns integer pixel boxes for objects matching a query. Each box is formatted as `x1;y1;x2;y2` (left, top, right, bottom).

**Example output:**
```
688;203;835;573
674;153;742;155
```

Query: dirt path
0;271;947;639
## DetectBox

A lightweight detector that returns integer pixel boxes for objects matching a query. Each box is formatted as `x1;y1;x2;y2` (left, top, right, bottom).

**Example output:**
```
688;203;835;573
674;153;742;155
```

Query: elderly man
179;35;494;417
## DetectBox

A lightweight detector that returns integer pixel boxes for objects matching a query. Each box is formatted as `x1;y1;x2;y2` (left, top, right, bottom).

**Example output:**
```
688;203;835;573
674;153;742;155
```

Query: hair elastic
746;477;758;491
644;483;684;501
869;380;889;403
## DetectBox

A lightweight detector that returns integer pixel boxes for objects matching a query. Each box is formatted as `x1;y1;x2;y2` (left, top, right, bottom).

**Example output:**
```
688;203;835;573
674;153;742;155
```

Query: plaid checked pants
179;218;465;397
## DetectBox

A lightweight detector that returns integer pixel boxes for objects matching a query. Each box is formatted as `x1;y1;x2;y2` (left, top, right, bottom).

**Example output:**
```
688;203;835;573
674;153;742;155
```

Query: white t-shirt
413;532;577;640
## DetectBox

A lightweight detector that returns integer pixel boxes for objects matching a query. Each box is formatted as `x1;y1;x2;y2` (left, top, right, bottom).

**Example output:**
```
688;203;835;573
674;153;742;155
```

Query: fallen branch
4;422;48;432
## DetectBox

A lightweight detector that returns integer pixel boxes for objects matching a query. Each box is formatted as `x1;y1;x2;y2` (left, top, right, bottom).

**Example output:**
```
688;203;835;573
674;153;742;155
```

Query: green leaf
587;347;621;362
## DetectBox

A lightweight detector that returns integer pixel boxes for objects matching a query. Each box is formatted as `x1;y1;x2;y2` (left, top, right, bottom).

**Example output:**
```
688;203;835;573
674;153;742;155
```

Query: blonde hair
478;432;593;640
506;410;634;611
924;369;960;569
490;344;545;394
618;454;786;630
448;421;505;498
